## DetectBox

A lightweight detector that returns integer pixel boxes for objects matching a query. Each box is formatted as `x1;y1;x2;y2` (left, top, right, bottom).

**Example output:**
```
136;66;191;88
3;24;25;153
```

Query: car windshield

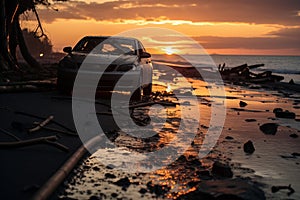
73;37;137;55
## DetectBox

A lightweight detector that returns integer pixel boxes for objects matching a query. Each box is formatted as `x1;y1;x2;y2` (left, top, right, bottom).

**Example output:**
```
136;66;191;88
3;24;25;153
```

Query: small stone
92;166;100;171
275;110;296;119
245;119;257;122
211;161;233;178
114;177;131;188
111;193;118;198
291;152;300;157
273;108;283;113
243;140;255;154
289;133;298;138
239;101;248;107
139;188;148;194
260;123;278;135
105;173;116;179
225;136;234;140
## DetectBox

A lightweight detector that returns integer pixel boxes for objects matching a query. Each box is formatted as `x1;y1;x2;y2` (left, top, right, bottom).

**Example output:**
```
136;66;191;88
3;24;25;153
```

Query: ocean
152;54;300;84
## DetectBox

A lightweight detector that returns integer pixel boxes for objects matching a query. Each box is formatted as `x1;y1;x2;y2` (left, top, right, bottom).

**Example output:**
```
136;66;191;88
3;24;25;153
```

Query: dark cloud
36;0;300;25
193;27;300;50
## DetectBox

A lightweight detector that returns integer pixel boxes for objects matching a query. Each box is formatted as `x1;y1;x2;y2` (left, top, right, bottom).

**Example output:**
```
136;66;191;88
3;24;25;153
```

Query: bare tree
0;0;57;77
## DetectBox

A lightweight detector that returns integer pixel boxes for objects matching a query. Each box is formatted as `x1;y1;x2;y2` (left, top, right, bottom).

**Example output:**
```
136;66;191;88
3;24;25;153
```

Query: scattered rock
292;152;300;157
225;136;234;140
245;119;257;122
178;179;266;200
274;110;296;119
147;182;170;196
114;177;131;189
243;140;255;154
259;123;278;135
239;101;248;107
273;108;283;113
211;161;233;178
139;188;148;194
289;79;295;84
289;133;298;138
105;173;116;179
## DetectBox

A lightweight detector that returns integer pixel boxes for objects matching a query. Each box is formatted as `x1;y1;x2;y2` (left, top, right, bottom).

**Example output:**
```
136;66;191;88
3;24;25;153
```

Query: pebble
211;161;233;178
239;101;248;107
289;133;298;138
259;123;278;135
243;140;255;154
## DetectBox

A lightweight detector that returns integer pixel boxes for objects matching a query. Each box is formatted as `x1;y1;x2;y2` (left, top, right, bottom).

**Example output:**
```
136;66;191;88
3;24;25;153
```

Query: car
57;36;153;100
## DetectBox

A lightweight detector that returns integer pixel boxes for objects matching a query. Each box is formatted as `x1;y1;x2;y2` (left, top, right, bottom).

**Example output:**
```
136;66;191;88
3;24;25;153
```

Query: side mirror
140;51;151;58
63;46;72;54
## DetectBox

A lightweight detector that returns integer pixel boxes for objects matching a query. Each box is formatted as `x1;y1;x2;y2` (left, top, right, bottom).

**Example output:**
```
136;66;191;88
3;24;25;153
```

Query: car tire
131;87;142;101
57;76;72;95
143;83;152;96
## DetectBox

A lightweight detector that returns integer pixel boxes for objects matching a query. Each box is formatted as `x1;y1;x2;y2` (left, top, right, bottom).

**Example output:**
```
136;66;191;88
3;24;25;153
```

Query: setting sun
163;47;177;55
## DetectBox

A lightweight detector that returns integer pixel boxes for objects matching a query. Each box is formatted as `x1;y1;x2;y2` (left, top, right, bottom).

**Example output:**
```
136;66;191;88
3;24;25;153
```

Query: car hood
66;52;138;66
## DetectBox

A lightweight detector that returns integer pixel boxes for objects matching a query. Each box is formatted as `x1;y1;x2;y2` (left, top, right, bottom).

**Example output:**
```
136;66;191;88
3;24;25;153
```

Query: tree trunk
16;19;41;69
0;0;9;71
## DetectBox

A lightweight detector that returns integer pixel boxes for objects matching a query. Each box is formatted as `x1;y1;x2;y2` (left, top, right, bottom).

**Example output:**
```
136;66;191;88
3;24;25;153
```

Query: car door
137;41;152;87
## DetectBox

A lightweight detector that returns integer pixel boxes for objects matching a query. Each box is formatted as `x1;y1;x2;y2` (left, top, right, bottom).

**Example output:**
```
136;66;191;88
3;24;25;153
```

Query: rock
274;110;296;119
180;179;266;200
239;101;248;107
259;123;278;135
105;173;116;179
225;136;234;140
147;182;170;196
245;119;257;122
289;133;298;138
114;177;131;189
243;140;255;154
139;188;148;194
291;152;300;157
211;161;233;178
273;108;283;113
289;79;295;84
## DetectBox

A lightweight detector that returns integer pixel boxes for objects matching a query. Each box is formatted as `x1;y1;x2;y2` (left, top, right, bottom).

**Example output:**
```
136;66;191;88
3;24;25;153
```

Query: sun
163;47;176;55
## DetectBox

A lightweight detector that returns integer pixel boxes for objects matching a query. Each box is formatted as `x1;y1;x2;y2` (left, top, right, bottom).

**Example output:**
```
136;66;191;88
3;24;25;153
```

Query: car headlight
117;64;137;72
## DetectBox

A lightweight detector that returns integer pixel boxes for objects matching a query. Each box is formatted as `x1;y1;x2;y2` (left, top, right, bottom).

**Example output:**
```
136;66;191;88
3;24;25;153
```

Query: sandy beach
0;59;299;200
56;62;299;200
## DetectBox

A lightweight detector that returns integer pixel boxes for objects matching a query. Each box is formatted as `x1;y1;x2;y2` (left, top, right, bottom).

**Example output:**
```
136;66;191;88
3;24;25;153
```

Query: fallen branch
272;184;295;196
0;135;69;152
28;115;54;133
0;127;21;141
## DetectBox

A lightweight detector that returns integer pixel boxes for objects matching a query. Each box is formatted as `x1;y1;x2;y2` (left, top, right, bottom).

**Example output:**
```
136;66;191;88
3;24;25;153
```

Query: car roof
81;36;138;41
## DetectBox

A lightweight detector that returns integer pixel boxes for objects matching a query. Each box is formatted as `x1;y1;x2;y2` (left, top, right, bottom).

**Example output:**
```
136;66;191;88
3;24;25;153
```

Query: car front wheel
143;83;152;96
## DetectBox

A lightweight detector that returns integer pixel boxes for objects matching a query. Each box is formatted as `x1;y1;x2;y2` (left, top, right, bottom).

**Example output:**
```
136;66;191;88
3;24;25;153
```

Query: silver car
57;36;153;100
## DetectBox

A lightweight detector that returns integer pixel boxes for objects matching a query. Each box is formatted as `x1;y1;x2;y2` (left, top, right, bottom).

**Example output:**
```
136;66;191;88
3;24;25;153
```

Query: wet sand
57;64;300;199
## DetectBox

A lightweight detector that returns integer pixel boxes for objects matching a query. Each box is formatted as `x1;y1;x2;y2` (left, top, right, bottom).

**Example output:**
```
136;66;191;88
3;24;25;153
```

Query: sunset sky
21;0;300;55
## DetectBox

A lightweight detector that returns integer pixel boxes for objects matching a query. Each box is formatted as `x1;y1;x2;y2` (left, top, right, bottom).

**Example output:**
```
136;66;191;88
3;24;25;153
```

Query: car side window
137;41;146;55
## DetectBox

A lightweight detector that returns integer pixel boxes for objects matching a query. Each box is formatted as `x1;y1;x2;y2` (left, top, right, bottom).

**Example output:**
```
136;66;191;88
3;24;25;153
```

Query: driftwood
0;135;69;152
0;127;21;141
271;184;295;196
32;122;78;136
28;115;54;133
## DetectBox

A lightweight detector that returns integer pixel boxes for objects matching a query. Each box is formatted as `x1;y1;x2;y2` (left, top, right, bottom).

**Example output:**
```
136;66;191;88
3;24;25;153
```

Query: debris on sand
114;177;131;190
225;136;234;140
244;140;255;154
289;133;298;138
259;123;278;135
178;179;266;200
271;184;295;196
211;161;233;178
239;101;248;107
273;108;296;119
245;119;257;122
